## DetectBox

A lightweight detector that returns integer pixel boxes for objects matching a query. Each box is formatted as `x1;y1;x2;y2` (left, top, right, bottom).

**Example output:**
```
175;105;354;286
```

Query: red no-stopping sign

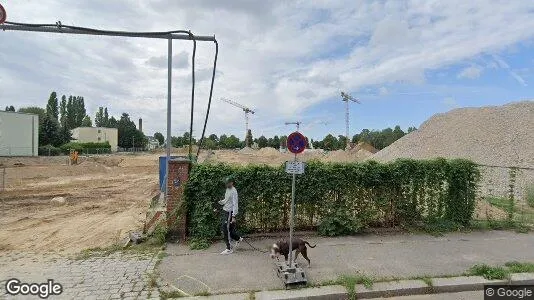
287;131;307;154
0;4;6;24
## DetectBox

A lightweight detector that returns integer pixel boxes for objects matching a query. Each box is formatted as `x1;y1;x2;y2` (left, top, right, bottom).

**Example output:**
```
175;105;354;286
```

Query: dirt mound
238;147;255;154
373;101;534;167
353;142;378;154
321;148;373;163
257;147;281;156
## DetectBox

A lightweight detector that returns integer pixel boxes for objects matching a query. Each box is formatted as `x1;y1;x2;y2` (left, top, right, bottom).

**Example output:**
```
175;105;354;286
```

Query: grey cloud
146;51;189;69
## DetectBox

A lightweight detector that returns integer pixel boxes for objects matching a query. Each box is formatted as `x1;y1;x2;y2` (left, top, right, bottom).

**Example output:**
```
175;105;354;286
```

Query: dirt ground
0;154;160;253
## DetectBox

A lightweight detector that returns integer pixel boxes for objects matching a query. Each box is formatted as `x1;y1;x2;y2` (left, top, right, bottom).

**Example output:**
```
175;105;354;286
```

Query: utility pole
340;91;361;150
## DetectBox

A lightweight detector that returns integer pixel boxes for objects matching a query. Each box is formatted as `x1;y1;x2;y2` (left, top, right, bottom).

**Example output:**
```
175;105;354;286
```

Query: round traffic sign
0;4;6;24
287;131;307;154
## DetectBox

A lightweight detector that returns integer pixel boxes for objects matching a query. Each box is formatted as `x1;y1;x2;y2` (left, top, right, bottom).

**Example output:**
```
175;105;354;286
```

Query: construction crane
284;121;301;132
340;91;361;150
221;97;255;145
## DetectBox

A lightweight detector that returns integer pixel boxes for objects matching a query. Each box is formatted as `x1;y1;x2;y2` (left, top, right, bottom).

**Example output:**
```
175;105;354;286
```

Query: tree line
153;125;416;151
3;92;146;149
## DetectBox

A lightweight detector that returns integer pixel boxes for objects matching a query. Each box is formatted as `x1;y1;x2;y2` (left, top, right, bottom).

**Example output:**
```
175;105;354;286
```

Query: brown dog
270;238;316;266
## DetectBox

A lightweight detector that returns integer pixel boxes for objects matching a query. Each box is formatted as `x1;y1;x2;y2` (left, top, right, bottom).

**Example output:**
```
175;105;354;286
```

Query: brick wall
166;158;190;241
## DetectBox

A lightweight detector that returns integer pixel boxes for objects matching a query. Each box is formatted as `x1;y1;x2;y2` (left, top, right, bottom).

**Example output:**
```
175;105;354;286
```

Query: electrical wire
4;21;219;161
196;40;218;158
4;21;197;38
188;37;197;160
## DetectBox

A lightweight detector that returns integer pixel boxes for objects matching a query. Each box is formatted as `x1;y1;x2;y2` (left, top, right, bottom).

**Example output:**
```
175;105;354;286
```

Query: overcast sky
1;0;533;140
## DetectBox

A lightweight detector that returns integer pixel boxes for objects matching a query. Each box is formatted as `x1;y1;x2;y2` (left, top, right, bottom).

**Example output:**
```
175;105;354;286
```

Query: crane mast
340;92;361;150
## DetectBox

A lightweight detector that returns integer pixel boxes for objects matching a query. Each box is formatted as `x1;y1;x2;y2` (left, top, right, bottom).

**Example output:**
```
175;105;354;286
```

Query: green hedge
184;159;480;241
60;142;111;154
38;145;62;156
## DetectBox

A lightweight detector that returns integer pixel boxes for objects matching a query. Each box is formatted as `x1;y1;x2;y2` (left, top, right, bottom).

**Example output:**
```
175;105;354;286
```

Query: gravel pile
373;100;534;200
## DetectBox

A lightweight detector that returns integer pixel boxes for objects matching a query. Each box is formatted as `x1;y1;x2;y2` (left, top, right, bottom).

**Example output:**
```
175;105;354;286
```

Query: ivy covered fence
184;158;480;241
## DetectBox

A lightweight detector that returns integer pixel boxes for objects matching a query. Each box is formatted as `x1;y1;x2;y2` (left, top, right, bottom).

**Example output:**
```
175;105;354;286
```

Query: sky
1;0;534;140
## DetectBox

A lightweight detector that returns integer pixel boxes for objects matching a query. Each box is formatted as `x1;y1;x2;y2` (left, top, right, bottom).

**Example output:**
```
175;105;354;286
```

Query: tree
271;136;280;149
74;96;86;127
4;106;15;111
95;107;104;127
81;115;92;127
203;139;218;150
257;135;268;148
219;134;228;148
407;126;417;133
226;135;241;149
338;135;347;149
46;92;59;120
280;135;288;148
39;113;62;146
245;129;253;147
66;96;75;129
18;106;45;118
104;107;109;127
59;95;67;127
322;134;338;151
117;113;146;148
108;116;118;128
154;132;165;145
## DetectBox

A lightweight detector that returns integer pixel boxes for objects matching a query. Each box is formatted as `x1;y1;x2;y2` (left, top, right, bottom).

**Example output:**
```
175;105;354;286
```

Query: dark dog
270;238;316;266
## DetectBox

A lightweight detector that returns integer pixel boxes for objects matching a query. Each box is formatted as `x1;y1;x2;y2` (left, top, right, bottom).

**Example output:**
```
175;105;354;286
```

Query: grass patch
160;290;186;299
336;274;374;300
189;237;211;250
467;264;509;280
526;185;534;208
487;196;514;212
415;276;433;287
75;244;123;259
504;261;534;273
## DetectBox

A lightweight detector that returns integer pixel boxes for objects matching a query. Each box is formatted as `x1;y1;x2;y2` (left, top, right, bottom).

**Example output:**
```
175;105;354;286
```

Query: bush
318;209;364;236
184;159;480;241
38;145;62;156
60;142;111;154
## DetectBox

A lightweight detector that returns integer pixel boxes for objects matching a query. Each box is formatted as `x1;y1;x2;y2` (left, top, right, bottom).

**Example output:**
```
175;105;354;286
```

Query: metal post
288;152;297;268
345;99;349;149
165;38;172;199
245;112;249;146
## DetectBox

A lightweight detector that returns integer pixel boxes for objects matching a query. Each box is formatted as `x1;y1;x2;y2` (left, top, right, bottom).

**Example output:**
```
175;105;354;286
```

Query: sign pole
289;152;297;268
278;129;307;287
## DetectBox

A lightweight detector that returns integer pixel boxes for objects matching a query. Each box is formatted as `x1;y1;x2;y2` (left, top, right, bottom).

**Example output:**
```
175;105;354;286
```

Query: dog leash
242;237;269;253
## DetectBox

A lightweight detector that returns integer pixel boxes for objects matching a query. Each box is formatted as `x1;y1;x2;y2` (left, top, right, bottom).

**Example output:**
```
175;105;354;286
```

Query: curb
183;273;534;300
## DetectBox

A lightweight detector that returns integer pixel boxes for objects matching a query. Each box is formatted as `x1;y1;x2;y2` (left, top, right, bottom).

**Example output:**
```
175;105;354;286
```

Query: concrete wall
71;127;118;152
0;111;39;156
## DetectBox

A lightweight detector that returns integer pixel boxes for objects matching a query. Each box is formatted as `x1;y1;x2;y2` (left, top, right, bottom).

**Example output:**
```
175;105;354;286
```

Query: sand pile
238;147;255;154
373;100;534;200
353;142;378;154
321;148;373;163
258;147;281;156
373;101;534;166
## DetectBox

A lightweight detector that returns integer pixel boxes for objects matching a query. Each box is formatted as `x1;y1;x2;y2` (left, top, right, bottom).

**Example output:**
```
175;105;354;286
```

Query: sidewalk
158;231;534;295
